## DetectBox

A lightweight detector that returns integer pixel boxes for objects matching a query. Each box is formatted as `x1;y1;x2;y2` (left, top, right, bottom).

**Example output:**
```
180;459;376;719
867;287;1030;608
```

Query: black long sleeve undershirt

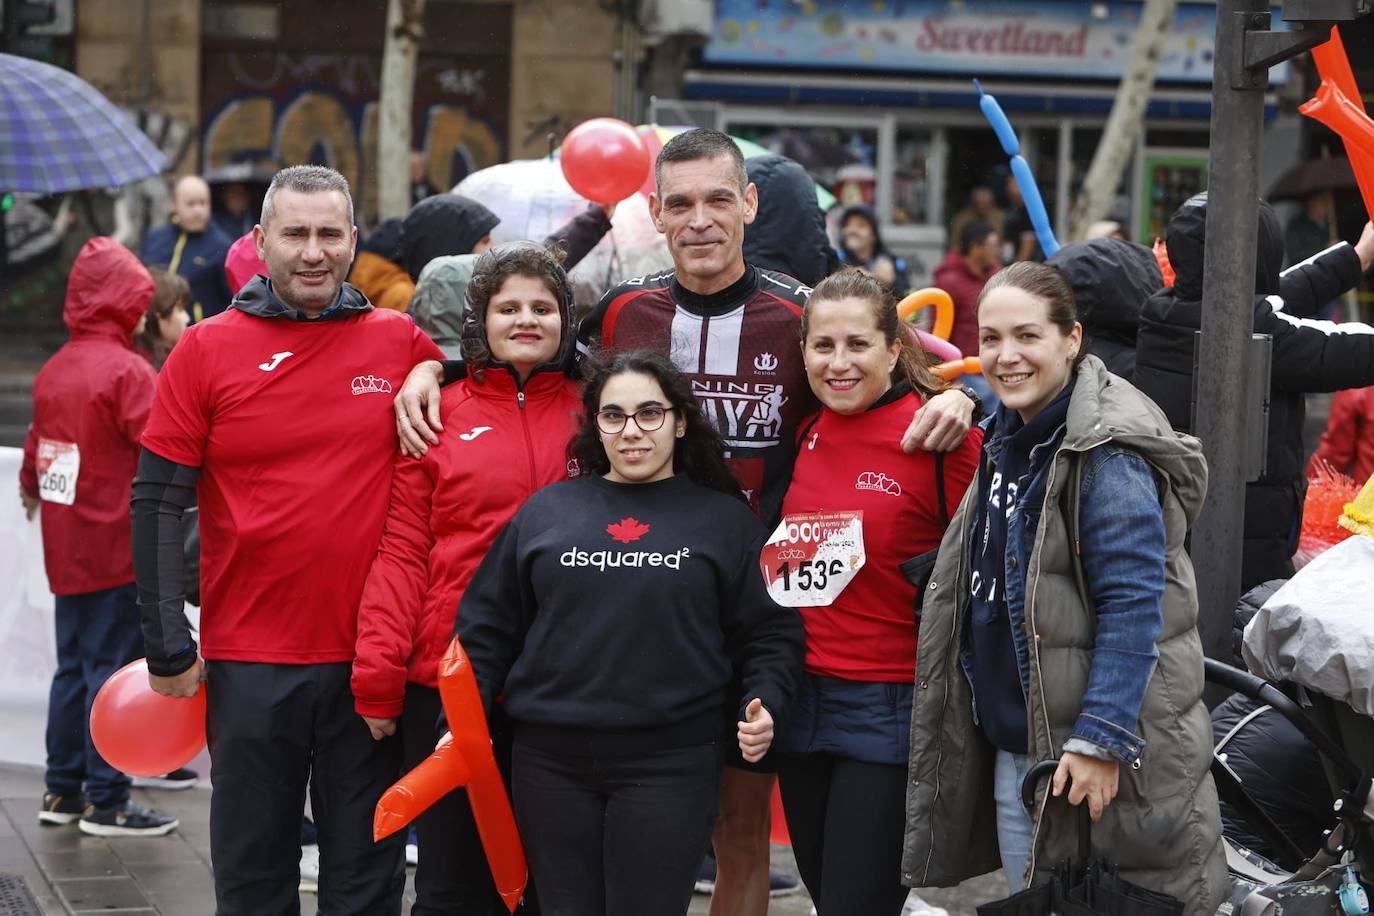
131;448;201;676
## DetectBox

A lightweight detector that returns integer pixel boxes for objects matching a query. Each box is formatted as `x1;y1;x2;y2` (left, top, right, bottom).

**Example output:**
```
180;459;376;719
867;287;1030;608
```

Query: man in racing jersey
395;129;975;915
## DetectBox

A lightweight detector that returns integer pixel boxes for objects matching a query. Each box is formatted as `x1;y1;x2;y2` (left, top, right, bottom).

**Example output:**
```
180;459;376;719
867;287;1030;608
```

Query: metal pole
1193;0;1267;663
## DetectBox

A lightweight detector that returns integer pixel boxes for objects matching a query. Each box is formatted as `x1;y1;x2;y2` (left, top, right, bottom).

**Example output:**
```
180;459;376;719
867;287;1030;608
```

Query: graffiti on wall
201;49;510;225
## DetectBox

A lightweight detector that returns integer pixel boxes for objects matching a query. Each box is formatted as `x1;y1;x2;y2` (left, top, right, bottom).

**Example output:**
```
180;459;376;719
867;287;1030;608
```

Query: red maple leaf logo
607;517;650;543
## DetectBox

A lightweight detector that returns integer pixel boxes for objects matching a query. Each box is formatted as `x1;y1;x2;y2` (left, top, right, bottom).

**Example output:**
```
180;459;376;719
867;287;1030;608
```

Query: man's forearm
131;449;201;676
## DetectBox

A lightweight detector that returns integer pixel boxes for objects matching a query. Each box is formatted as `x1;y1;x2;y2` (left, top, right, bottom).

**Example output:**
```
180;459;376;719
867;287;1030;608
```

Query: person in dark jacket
1046;236;1162;381
350;218;415;312
141;175;235;322
20;238;179;837
1134;193;1374;589
837;204;909;293
742;154;835;287
455;349;804;916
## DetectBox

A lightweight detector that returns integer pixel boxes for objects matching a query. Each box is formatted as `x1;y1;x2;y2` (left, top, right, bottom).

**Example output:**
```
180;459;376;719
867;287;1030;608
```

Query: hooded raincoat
1134;192;1374;587
21;238;157;594
1046;238;1162;381
901;356;1226;915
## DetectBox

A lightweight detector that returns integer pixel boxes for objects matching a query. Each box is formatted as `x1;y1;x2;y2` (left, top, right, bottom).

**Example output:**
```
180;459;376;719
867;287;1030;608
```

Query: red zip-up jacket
1311;386;1374;483
352;367;583;717
20;238;156;595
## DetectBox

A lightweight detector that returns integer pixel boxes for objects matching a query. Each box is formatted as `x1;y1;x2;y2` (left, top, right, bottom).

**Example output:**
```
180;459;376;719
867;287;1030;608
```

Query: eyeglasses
595;405;674;435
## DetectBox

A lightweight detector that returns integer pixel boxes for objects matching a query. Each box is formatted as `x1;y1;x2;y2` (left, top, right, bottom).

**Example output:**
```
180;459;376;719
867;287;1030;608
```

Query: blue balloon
974;80;1019;157
973;78;1061;257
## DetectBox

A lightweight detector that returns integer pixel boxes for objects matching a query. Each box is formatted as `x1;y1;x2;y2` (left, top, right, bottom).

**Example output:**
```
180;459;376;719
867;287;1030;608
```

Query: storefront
661;0;1285;282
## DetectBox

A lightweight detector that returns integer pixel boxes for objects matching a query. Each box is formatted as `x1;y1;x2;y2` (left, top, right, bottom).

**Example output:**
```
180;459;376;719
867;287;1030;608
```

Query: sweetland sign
703;0;1288;85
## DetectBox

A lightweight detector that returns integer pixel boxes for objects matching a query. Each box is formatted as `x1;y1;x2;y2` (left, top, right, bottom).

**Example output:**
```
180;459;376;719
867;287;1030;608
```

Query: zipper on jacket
516;388;538;493
1023;436;1106;880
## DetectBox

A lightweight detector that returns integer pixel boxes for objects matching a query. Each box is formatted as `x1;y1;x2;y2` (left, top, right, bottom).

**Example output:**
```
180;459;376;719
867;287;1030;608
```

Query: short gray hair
260;165;354;228
655;128;748;194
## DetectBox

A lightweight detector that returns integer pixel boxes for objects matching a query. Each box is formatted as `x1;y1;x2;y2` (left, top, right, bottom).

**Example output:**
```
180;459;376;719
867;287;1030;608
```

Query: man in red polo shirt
131;165;443;915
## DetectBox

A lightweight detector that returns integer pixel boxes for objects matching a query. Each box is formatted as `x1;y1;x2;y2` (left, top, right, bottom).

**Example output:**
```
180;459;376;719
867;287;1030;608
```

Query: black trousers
403;682;508;916
206;661;405;916
511;740;721;916
777;753;911;916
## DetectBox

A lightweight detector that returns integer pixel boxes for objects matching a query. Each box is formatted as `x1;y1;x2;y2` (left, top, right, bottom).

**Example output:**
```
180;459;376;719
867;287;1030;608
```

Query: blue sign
703;1;1288;84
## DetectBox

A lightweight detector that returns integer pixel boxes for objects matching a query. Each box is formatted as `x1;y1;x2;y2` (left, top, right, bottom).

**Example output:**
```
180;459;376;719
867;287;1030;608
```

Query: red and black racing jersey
580;265;816;514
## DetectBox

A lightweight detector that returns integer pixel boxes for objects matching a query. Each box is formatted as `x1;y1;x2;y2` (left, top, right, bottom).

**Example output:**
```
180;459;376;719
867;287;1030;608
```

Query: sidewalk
0;761;1003;916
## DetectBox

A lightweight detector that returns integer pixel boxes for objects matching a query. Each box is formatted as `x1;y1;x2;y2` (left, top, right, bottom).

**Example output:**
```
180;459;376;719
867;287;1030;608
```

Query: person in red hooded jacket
1311;386;1374;483
352;241;583;915
18;237;179;838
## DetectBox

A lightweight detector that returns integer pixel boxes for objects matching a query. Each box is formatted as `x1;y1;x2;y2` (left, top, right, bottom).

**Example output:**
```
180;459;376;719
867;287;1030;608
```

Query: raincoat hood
401;194;500;281
230;274;373;321
412;254;479;358
743;154;832;286
1164;191;1284;301
362;217;404;262
64;237;155;344
460;241;578;378
1047;237;1161;342
1064;355;1209;525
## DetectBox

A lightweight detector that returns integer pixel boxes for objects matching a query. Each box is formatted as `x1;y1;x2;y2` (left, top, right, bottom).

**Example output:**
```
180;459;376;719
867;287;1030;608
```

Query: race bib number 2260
37;438;80;506
759;511;865;607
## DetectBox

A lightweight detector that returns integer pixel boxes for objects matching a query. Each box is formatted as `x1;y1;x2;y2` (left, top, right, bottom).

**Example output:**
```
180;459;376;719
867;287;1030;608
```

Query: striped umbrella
0;54;166;193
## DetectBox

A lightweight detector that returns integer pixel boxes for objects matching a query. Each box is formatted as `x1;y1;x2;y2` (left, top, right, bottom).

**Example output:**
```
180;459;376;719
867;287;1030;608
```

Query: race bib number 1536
759;511;865;607
37;438;80;506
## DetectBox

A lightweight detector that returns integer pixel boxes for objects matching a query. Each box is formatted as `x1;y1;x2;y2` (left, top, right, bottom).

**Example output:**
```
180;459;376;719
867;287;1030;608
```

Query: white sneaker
901;890;949;916
299;843;319;894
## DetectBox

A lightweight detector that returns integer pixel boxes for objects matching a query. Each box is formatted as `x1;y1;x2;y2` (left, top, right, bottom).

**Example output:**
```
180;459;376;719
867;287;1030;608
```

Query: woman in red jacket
772;268;981;915
352;241;583;915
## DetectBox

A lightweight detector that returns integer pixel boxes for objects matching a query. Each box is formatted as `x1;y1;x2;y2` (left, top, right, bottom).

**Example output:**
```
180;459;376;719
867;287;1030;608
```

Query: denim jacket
961;411;1165;764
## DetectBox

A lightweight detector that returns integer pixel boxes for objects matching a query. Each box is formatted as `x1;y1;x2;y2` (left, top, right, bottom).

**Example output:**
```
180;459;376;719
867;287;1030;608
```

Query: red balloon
560;117;651;205
90;659;206;778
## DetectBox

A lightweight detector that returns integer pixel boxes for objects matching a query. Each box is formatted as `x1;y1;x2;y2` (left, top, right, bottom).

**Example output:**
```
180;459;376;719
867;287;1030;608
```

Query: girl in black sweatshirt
454;350;804;916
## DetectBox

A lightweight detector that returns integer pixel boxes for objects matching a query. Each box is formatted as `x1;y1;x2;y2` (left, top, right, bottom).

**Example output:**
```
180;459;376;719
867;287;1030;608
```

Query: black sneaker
78;801;179;837
769;869;801;897
131;768;199;791
693;855;716;895
38;792;90;826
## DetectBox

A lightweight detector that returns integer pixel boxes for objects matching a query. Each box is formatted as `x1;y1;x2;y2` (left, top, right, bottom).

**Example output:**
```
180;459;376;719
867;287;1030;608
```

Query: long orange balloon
373;638;527;913
934;356;982;380
1306;28;1374;220
897;288;955;342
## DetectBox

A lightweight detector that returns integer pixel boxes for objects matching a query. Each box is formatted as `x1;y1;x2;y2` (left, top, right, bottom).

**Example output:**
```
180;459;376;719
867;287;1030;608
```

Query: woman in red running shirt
773;269;980;915
352;241;584;915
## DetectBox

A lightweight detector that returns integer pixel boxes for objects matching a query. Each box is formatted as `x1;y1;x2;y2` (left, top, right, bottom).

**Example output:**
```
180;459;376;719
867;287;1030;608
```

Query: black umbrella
1268;157;1357;202
976;760;1185;916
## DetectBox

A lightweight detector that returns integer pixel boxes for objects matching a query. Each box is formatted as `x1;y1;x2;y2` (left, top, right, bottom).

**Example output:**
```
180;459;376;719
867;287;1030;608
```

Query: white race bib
37;438;80;506
759;511;865;607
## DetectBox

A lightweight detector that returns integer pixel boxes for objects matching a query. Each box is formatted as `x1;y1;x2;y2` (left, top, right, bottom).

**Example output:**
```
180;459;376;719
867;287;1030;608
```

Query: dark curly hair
569;350;744;502
460;240;574;382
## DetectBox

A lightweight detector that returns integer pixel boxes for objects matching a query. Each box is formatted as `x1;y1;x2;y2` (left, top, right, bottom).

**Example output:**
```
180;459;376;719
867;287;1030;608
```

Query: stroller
1205;540;1374;914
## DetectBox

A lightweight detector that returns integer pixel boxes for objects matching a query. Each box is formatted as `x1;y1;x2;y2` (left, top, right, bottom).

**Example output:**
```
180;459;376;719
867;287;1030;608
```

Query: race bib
759;511;865;607
37;438;80;506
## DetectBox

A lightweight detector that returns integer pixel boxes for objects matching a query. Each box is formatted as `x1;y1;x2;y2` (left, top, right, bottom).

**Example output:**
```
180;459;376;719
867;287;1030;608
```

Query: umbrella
0;53;166;193
977;760;1185;916
1268;156;1358;202
453;158;673;309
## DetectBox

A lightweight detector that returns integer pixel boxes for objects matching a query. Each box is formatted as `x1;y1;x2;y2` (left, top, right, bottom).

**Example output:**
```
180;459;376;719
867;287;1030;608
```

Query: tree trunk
377;0;426;222
1067;0;1179;242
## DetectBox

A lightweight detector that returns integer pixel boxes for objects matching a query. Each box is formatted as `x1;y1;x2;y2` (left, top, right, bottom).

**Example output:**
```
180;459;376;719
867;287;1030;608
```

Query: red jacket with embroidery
1311;386;1374;483
20;238;156;595
781;390;981;682
352;368;583;717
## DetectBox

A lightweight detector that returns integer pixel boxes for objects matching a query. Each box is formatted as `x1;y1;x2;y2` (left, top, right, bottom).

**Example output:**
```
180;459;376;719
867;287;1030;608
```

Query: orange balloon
89;658;206;778
897;287;955;343
373;638;527;913
933;356;982;380
1305;29;1374;220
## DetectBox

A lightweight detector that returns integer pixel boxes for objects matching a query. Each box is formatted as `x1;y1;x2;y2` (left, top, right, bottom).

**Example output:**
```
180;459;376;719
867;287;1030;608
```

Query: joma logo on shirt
351;375;393;396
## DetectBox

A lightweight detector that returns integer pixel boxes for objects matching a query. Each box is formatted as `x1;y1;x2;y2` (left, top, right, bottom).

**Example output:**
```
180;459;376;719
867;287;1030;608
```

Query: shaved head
172;175;211;233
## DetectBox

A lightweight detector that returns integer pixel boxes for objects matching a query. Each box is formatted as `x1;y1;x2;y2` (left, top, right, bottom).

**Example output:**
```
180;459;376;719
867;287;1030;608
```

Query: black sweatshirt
455;473;805;756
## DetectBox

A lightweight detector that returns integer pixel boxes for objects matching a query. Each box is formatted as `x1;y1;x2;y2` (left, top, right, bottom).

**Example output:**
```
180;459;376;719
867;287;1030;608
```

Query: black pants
45;583;143;809
403;682;508;916
206;661;405;916
777;753;911;916
511;740;721;916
